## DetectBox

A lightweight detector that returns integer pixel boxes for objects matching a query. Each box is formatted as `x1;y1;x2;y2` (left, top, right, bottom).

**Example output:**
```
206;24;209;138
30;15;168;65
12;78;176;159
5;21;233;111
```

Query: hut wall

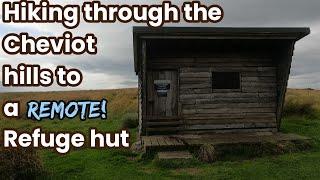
147;57;278;133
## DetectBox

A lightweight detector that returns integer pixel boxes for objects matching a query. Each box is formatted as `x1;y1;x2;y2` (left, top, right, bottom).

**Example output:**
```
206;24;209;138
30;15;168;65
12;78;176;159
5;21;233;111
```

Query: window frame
211;71;242;92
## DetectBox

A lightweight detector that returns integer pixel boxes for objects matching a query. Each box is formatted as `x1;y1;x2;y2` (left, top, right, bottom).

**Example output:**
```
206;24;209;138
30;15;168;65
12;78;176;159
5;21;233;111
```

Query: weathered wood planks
175;58;278;133
144;56;279;134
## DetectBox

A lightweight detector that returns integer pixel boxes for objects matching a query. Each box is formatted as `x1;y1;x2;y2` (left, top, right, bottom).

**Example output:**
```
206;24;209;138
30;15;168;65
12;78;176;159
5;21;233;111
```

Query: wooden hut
133;27;310;136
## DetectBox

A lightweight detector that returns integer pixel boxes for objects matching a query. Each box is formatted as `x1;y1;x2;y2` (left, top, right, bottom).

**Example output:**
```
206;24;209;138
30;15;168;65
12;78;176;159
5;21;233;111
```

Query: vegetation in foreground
1;88;320;179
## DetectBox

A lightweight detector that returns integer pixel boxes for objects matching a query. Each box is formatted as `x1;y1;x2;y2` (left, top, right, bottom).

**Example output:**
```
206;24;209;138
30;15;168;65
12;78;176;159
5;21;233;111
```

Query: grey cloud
120;80;138;87
66;56;135;78
1;0;320;92
219;0;320;26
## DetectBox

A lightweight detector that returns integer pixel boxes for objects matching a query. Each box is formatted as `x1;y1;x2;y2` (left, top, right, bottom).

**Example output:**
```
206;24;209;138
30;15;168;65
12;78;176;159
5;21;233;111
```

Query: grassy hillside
0;88;138;119
1;88;320;179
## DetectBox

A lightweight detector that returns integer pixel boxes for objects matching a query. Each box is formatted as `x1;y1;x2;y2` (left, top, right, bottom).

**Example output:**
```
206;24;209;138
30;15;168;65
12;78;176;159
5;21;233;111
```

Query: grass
121;113;139;129
1;88;320;179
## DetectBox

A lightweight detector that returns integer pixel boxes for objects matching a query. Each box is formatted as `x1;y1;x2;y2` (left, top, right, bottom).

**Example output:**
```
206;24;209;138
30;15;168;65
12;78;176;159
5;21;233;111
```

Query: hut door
147;70;178;117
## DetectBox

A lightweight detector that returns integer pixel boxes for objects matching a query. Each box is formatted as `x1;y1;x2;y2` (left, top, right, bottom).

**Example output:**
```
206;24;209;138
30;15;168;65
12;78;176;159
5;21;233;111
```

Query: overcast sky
0;0;319;92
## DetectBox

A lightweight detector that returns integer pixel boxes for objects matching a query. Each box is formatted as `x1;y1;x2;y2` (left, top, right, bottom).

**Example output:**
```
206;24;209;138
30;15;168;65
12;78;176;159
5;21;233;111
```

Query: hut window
212;72;240;89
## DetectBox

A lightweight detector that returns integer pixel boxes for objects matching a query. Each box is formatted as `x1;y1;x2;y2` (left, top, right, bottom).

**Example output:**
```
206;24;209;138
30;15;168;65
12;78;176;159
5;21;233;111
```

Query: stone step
157;151;193;160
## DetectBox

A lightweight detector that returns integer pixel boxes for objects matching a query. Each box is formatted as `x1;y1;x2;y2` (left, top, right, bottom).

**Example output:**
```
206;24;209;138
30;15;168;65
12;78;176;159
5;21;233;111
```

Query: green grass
1;89;320;179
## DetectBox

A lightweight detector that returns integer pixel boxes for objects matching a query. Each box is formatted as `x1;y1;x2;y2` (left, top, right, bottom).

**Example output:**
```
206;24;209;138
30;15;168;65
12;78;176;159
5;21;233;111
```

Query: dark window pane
212;72;240;89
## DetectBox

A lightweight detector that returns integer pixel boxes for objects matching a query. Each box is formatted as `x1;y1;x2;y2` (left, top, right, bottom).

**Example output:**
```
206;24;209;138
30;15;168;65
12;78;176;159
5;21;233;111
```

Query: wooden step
157;151;193;160
142;136;185;147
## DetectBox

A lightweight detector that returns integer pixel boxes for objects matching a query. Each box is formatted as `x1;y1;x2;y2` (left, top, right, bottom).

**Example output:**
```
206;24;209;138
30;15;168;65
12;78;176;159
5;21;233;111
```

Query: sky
0;0;319;92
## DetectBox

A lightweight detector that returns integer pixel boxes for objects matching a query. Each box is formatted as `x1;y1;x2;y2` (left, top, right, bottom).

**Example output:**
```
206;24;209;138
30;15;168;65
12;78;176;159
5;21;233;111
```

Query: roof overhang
133;27;310;74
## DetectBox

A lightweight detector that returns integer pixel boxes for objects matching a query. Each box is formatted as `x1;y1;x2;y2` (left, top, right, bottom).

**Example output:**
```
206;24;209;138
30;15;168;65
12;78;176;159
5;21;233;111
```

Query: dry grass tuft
121;113;139;129
284;89;320;118
197;144;218;163
0;137;46;179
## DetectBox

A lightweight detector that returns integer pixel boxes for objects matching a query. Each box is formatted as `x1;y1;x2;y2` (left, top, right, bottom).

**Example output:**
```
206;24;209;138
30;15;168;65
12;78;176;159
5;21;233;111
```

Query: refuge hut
132;27;310;140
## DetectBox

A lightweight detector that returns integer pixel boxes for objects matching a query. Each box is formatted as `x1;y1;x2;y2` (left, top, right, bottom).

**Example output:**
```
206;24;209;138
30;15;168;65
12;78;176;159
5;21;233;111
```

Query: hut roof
133;27;310;73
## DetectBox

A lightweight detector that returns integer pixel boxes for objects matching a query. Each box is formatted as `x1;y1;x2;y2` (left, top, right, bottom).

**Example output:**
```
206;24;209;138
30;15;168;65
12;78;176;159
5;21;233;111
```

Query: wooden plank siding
276;42;295;130
133;27;310;136
147;57;277;133
140;40;147;136
138;75;143;136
